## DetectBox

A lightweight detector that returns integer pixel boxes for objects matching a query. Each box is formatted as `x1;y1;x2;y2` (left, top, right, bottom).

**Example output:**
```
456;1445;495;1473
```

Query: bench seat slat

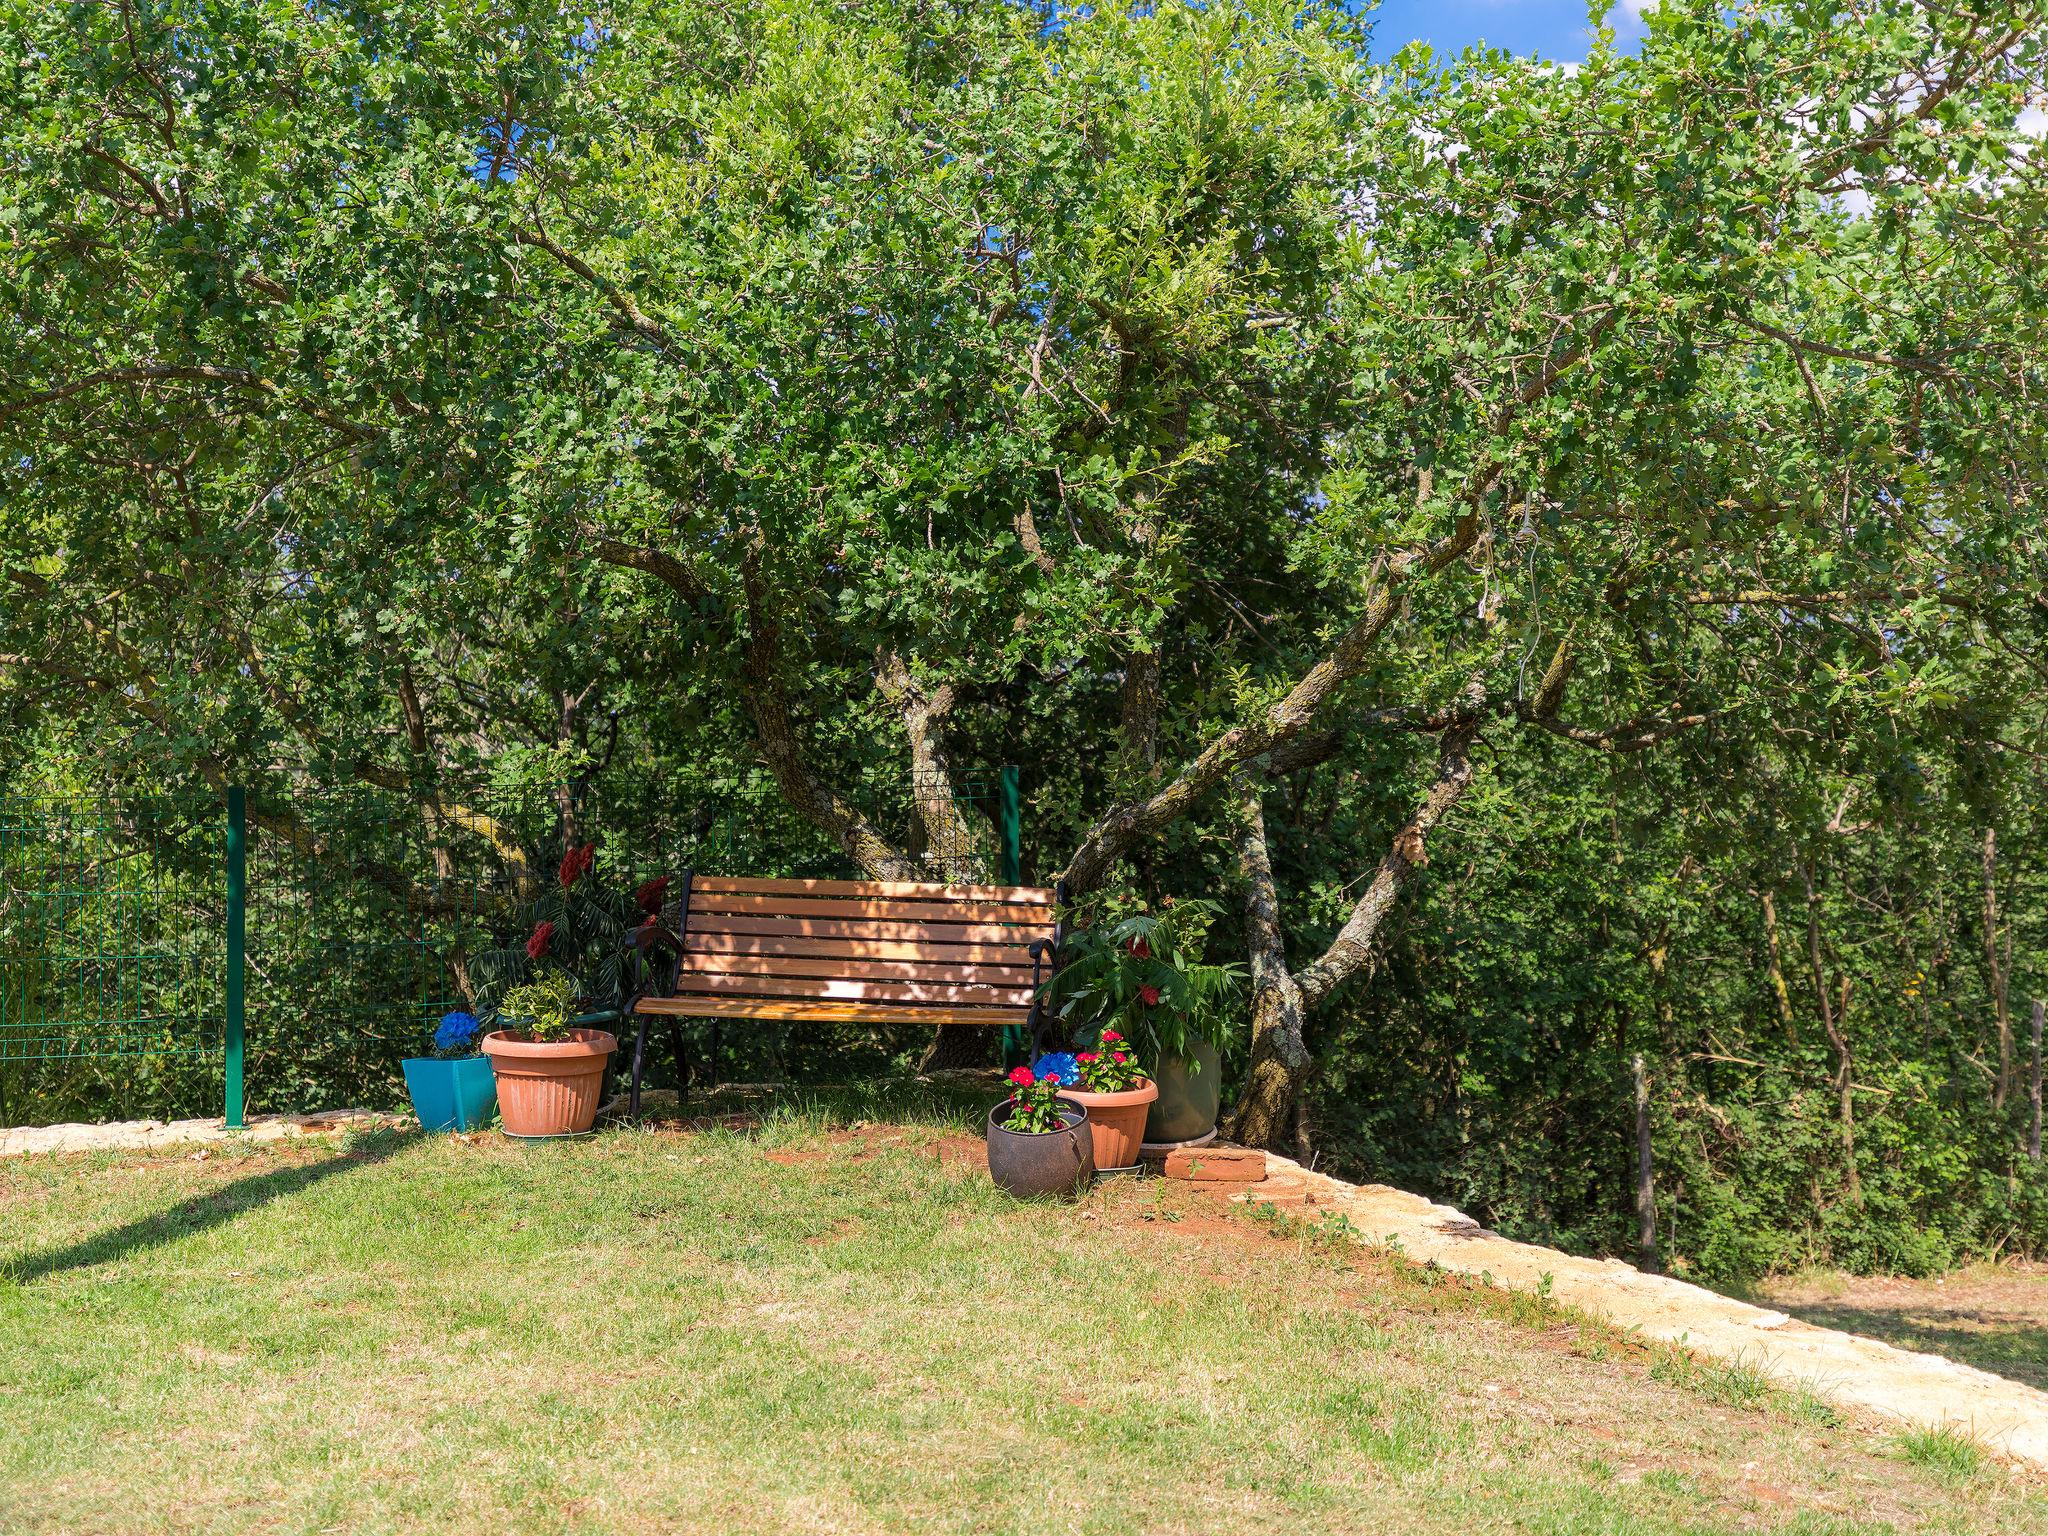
683;932;1039;966
680;952;1036;985
637;995;1028;1027
689;892;1050;924
689;913;1052;946
692;875;1053;905
671;972;1031;1006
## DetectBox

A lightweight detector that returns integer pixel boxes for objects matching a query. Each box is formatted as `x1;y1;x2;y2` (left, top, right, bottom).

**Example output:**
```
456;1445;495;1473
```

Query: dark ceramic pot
985;1097;1094;1198
1145;1037;1223;1146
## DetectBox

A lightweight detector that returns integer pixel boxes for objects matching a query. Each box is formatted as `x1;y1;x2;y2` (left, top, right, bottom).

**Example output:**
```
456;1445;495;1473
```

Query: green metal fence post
998;766;1021;885
225;786;246;1129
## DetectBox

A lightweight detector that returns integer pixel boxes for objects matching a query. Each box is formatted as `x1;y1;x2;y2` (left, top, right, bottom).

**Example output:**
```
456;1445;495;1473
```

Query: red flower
1077;1051;1098;1063
635;875;672;914
1127;937;1151;960
1138;984;1160;1006
558;841;596;890
1102;1029;1124;1043
525;920;556;961
1008;1066;1034;1087
1113;1052;1127;1064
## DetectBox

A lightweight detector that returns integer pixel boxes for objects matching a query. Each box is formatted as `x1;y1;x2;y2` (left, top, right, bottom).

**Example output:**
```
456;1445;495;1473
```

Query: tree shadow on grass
0;1131;410;1287
1773;1300;2048;1392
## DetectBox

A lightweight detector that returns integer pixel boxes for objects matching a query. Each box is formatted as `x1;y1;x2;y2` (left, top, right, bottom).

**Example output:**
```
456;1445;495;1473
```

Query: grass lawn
2;1081;2043;1535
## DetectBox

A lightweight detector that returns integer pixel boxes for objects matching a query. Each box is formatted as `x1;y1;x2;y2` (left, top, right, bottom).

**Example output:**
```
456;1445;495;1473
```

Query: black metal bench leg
669;1019;689;1099
629;1008;650;1121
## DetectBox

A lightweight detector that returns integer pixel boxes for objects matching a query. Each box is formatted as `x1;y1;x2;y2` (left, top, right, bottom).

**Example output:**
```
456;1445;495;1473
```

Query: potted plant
1061;1030;1157;1174
985;1064;1093;1197
1042;898;1243;1151
482;972;617;1138
401;1010;498;1132
470;837;678;1138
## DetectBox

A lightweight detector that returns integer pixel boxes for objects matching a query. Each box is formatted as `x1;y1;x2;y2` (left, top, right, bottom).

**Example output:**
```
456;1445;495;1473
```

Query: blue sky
1363;1;1650;62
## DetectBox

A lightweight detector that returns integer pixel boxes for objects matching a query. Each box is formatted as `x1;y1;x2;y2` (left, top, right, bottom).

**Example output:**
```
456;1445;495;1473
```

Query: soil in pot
1145;1036;1222;1146
482;1027;617;1137
985;1098;1094;1198
1060;1080;1159;1172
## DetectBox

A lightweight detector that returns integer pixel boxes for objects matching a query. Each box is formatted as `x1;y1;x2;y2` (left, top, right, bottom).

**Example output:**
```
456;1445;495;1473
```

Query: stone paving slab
0;1109;402;1159
1225;1150;2048;1469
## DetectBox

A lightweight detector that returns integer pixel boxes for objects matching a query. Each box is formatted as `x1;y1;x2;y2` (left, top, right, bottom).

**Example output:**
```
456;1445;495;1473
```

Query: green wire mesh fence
0;767;1024;1128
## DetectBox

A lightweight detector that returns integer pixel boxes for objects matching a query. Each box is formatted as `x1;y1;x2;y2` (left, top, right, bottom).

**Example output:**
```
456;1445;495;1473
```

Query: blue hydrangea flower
1032;1051;1079;1086
434;1011;481;1053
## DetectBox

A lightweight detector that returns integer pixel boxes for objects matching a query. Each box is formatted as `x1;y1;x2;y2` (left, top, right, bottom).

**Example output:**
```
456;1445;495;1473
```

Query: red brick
1163;1146;1267;1182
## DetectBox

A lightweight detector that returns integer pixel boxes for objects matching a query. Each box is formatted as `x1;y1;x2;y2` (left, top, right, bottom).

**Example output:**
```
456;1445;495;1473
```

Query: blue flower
1031;1051;1079;1086
434;1011;481;1052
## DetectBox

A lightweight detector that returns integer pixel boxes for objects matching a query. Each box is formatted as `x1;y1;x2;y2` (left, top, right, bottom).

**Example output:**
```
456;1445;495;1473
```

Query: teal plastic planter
401;1055;498;1133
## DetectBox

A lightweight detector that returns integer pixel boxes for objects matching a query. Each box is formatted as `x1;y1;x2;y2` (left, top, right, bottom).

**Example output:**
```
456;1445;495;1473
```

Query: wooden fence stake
1633;1052;1658;1272
2030;999;2043;1163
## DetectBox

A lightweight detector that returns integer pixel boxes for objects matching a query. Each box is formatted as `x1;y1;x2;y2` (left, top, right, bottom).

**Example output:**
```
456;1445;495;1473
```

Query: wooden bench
625;874;1062;1116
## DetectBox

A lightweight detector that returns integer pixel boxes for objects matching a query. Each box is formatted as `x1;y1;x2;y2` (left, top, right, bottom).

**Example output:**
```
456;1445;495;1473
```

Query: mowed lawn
2;1086;2042;1536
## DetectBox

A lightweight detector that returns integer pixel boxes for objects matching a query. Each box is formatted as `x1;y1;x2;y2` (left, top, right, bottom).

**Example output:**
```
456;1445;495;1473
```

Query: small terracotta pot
1060;1080;1159;1172
481;1028;617;1137
986;1098;1094;1199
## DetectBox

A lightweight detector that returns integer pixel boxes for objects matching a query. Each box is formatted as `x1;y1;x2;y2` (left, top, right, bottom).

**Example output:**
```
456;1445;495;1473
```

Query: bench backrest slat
677;874;1056;1021
692;875;1054;904
688;912;1043;948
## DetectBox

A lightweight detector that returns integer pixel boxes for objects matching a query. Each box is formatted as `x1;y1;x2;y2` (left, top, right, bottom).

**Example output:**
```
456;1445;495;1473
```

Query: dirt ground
1755;1264;2048;1393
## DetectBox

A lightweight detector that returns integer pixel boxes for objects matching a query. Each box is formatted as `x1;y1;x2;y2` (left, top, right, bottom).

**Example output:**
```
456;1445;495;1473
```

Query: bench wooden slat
688;912;1052;946
692;875;1054;905
671;972;1031;1006
683;931;1040;967
680;952;1036;985
626;875;1055;1072
637;995;1028;1027
689;891;1050;924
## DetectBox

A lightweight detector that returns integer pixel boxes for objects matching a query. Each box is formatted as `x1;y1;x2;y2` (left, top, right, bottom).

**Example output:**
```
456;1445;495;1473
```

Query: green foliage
469;843;648;1020
1043;898;1244;1067
496;973;582;1044
0;0;2043;1283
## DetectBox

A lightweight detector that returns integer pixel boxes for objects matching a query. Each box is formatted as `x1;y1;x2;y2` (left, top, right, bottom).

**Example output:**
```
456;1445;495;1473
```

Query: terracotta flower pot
481;1028;617;1138
1061;1080;1159;1172
985;1097;1094;1198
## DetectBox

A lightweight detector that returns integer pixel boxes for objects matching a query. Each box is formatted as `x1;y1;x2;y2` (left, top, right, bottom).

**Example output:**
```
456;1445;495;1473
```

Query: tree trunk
1223;779;1312;1150
1983;828;2013;1113
1633;1052;1658;1272
2030;998;2043;1163
875;651;993;878
1803;859;1862;1207
874;652;1000;1072
1293;713;1481;1007
1759;887;1798;1046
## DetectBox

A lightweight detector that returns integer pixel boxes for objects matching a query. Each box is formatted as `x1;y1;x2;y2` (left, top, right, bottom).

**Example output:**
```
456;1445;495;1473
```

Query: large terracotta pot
1060;1080;1158;1173
481;1028;617;1137
986;1097;1094;1198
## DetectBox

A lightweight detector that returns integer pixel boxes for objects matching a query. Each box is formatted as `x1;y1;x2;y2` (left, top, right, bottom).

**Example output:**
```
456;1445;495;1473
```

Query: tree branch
1295;697;1486;1008
740;550;916;878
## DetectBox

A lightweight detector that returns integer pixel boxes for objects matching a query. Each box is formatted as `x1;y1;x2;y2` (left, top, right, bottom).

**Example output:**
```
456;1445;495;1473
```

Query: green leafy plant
1075;1029;1149;1093
1000;1066;1069;1135
1043;898;1243;1072
471;838;677;1028
497;973;583;1044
